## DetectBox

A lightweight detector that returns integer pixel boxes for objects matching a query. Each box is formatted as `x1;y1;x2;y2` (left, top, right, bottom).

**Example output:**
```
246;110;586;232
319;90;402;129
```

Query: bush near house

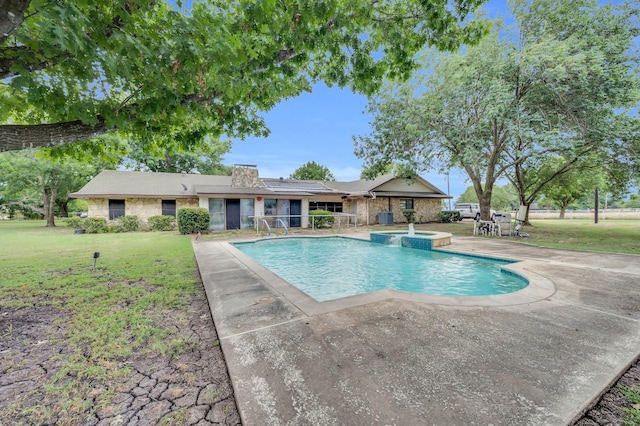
67;215;177;233
402;209;416;223
177;208;210;234
64;216;84;229
310;209;334;228
118;215;141;232
148;215;176;231
438;210;462;223
84;217;110;233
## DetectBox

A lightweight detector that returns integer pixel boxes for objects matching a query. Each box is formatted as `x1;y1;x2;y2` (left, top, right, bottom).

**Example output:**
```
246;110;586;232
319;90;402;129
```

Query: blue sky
225;0;514;201
225;77;475;199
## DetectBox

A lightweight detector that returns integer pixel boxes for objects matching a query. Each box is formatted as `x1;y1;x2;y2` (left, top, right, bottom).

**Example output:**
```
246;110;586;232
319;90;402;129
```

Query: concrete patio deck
193;232;640;425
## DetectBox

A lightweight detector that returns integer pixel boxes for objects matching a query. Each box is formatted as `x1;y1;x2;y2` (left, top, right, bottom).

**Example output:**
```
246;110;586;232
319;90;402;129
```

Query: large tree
289;161;335;181
0;150;98;226
355;0;640;221
502;0;640;220
122;138;233;175
1;0;487;153
538;157;607;219
355;31;516;220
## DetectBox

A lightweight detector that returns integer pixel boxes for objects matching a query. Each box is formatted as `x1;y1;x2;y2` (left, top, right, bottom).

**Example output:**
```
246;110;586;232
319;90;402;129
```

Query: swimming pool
233;237;528;302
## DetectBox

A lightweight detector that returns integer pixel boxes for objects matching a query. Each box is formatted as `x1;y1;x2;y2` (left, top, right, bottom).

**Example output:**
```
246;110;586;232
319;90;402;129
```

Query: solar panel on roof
264;180;330;190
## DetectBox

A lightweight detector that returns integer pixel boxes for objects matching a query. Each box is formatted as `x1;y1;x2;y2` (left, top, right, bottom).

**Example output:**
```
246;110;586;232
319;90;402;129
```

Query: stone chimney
231;164;260;188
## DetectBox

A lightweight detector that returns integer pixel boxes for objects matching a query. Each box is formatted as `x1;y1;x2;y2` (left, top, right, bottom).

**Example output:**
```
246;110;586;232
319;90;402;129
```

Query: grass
619;386;640;426
409;219;640;255
0;220;199;424
1;218;639;423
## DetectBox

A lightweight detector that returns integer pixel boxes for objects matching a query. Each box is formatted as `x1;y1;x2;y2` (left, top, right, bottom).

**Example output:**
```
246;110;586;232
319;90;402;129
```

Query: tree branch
1;1;158;79
0;0;30;44
0;200;45;216
0;45;73;80
0;118;111;152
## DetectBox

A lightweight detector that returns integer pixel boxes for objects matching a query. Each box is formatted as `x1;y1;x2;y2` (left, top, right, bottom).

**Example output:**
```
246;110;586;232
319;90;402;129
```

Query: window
264;198;302;227
400;199;414;210
162;200;177;217
240;198;255;229
309;202;343;213
264;199;277;216
276;199;290;227
208;198;224;230
109;199;125;220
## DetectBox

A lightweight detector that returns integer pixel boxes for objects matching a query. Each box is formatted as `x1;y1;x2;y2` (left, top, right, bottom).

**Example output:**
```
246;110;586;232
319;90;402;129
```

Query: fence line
528;209;640;220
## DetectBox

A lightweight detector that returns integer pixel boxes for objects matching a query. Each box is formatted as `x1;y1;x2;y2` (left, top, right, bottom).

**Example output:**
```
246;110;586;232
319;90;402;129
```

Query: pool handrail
275;218;289;235
259;219;272;236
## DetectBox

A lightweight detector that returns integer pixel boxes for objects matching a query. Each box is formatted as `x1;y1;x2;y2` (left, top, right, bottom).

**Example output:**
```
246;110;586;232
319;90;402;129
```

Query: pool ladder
260;218;288;237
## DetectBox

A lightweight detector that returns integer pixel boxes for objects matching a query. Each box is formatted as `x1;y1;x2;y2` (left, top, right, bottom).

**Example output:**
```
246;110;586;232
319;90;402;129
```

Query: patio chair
512;206;529;237
473;216;494;236
494;212;512;236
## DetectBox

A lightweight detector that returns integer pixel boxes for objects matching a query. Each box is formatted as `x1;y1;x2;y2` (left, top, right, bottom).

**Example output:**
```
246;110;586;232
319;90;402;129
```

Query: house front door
225;199;241;229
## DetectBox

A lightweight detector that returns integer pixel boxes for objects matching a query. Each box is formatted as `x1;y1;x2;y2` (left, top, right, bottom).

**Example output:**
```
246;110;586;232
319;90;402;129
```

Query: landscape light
92;252;100;270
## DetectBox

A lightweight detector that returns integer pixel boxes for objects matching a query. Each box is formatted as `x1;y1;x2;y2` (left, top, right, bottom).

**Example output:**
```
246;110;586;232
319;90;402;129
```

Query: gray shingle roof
323;174;394;193
323;174;450;198
70;170;450;199
70;170;230;198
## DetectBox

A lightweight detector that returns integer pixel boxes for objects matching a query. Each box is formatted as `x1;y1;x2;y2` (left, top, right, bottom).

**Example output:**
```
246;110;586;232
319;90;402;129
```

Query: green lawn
413;219;640;255
0;220;199;422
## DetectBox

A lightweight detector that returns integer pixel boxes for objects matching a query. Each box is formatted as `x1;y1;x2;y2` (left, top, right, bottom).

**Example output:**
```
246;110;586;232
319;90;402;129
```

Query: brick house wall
87;198;199;221
343;197;442;225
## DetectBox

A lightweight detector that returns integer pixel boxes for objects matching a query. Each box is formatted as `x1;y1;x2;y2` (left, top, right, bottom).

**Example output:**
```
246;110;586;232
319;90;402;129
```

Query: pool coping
222;235;556;316
369;229;453;249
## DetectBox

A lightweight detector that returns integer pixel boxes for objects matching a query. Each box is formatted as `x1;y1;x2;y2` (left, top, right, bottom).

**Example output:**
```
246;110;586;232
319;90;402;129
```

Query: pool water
233;237;527;302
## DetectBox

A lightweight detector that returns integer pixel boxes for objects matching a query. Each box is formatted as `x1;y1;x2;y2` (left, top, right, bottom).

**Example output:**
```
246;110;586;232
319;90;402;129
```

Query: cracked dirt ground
0;292;240;425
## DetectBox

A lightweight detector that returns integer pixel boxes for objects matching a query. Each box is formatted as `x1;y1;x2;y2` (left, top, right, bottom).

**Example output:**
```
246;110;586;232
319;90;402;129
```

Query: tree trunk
559;199;571;219
57;200;69;218
479;190;493;221
0;118;110;152
43;188;57;227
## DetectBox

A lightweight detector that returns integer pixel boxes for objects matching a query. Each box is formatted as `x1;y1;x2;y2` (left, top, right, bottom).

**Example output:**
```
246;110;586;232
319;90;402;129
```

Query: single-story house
70;165;452;230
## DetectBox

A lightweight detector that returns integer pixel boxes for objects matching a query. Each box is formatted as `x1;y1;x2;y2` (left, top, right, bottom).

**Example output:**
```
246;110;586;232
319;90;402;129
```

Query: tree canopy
355;0;640;220
538;157;607;218
456;184;518;211
1;0;487;153
0;150;100;226
289;161;335;181
122;138;232;175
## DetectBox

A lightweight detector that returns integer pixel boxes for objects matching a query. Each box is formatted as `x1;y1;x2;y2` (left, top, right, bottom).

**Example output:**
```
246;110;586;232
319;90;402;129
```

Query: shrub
84;217;109;233
148;215;176;231
402;209;416;223
177;208;210;234
310;209;334;228
108;223;125;233
118;215;140;232
438;210;462;223
64;216;84;229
